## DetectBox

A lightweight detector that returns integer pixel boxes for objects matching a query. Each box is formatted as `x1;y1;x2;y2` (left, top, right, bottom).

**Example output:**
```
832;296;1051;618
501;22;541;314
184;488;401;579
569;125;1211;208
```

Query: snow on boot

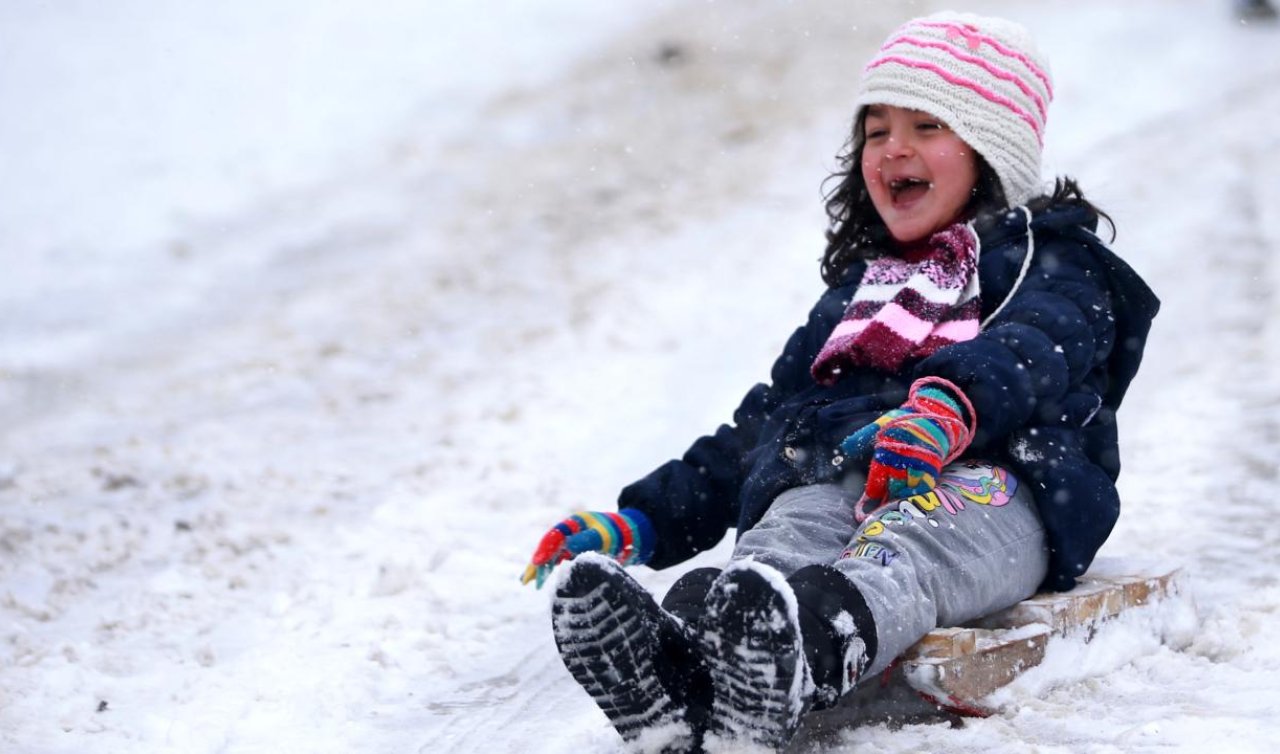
702;560;814;753
551;553;700;753
789;564;875;709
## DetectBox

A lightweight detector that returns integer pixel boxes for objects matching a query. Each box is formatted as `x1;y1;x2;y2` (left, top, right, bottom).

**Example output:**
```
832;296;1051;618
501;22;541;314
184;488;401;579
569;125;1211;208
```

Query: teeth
889;177;929;198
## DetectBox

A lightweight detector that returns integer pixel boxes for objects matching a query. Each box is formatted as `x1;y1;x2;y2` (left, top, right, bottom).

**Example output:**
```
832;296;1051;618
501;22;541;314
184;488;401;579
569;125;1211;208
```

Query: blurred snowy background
2;1;1279;752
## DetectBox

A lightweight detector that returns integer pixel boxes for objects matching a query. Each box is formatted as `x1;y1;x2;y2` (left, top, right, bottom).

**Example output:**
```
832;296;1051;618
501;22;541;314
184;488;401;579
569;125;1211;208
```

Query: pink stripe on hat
884;35;1048;120
914;20;1054;98
866;55;1044;142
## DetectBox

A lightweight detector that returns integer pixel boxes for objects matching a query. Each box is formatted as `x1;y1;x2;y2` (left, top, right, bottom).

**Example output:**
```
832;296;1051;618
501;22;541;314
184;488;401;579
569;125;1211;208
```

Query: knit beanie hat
853;12;1053;206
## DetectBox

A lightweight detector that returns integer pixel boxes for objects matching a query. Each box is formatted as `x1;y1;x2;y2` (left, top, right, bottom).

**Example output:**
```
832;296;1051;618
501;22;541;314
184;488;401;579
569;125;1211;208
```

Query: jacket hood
980;200;1159;411
974;200;1096;248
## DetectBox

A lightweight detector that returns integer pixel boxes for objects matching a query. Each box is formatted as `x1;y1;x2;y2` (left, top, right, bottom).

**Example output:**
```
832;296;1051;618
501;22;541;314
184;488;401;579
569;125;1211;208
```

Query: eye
916;121;945;132
865;126;888;140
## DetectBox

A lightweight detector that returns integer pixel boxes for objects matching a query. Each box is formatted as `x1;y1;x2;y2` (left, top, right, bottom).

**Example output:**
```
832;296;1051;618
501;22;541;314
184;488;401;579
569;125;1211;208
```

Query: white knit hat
854;12;1053;206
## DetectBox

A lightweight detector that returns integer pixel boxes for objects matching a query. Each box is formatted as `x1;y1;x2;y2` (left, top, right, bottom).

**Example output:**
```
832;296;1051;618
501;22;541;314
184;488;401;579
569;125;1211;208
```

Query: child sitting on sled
522;11;1159;752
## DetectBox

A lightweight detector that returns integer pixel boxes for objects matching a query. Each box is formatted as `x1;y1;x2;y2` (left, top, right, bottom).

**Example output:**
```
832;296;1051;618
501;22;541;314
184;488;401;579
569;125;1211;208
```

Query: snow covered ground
2;1;1279;752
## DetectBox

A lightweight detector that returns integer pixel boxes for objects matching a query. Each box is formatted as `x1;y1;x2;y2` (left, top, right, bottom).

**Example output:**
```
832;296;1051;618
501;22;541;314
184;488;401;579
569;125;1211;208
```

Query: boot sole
703;562;810;752
552;556;694;751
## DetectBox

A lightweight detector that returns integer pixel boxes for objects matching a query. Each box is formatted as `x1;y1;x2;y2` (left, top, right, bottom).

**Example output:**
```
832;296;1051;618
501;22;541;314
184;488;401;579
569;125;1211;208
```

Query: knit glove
840;377;977;520
520;509;657;589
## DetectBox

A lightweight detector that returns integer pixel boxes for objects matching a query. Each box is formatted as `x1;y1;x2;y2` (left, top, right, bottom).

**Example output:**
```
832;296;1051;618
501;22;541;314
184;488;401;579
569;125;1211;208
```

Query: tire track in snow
946;60;1280;754
1090;75;1280;586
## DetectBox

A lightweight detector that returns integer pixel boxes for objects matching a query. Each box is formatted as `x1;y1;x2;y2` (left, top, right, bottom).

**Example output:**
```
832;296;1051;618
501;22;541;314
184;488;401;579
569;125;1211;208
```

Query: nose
884;130;914;159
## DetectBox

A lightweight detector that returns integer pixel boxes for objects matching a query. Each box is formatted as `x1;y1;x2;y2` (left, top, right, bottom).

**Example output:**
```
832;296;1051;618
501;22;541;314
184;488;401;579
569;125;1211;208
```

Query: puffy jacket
619;201;1160;591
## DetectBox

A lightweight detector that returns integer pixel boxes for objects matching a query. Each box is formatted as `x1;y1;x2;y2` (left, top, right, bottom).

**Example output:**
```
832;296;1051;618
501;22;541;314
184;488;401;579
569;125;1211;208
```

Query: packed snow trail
2;1;1279;753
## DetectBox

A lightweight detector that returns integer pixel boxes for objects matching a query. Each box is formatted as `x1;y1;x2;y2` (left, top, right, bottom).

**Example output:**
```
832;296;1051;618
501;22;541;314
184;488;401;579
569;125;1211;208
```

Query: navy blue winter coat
619;201;1160;591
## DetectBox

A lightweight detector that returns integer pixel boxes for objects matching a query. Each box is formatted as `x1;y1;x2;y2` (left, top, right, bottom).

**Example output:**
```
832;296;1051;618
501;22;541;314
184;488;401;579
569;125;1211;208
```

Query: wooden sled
794;561;1186;743
898;561;1185;717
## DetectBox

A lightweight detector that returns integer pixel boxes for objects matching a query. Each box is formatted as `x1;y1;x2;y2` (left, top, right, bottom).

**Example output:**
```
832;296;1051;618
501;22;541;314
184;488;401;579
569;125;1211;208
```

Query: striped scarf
811;223;980;383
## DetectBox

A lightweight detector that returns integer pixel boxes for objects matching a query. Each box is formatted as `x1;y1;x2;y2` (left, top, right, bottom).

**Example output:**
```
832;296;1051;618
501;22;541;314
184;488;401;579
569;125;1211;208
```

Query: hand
520;509;656;589
841;377;976;519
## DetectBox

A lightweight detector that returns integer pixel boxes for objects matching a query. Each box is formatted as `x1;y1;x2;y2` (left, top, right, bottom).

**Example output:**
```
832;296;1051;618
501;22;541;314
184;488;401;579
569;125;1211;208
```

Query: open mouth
889;176;931;204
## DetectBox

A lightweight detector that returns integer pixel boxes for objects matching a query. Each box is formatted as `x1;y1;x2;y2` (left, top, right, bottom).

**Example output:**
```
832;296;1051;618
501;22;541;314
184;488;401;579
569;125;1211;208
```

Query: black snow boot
551;554;709;752
701;560;815;753
788;564;875;709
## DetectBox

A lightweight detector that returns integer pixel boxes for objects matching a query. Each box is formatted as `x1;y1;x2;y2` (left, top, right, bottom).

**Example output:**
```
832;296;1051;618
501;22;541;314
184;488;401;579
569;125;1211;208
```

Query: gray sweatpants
731;461;1048;679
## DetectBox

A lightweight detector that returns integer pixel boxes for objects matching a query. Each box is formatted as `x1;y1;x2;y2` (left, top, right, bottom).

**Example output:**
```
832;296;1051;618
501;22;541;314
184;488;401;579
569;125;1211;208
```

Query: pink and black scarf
811;222;981;383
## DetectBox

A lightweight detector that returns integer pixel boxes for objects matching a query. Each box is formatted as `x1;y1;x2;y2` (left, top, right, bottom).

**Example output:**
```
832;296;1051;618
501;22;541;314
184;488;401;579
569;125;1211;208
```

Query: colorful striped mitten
840;377;977;520
521;509;656;589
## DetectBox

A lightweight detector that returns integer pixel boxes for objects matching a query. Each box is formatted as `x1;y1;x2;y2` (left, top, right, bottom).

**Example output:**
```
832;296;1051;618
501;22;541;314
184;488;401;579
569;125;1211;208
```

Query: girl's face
860;105;979;245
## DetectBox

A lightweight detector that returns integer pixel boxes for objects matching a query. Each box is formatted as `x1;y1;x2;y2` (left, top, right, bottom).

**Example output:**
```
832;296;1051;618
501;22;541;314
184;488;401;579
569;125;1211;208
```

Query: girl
522;12;1159;753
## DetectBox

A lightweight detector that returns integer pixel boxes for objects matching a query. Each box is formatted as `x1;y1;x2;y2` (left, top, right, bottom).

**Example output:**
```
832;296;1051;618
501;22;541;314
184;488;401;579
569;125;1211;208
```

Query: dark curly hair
818;116;1114;288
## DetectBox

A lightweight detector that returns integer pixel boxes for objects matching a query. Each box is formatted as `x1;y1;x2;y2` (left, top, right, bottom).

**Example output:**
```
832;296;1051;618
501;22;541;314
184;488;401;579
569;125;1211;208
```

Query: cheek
860;156;883;187
952;144;979;190
936;151;978;200
958;152;978;191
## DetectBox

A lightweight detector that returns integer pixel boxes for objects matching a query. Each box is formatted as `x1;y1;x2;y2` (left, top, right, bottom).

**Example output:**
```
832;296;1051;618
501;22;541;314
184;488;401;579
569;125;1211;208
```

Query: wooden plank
902;626;1051;714
972;571;1176;632
897;567;1183;715
910;627;977;659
